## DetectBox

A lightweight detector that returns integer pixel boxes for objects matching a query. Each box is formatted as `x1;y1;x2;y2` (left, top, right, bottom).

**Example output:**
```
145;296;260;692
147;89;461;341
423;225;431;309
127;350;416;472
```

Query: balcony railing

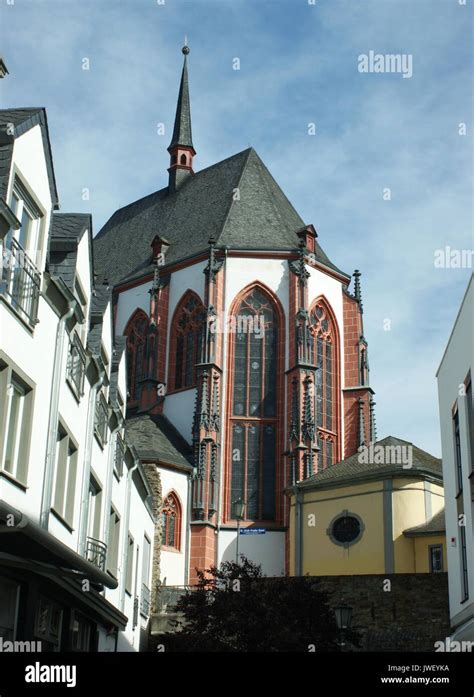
141;583;151;618
1;237;40;326
94;393;109;445
85;536;107;572
133;596;139;629
114;434;125;479
66;333;86;398
156;584;196;613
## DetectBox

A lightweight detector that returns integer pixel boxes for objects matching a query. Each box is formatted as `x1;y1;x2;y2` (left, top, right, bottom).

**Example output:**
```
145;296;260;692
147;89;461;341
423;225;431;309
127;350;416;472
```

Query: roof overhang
0;500;117;589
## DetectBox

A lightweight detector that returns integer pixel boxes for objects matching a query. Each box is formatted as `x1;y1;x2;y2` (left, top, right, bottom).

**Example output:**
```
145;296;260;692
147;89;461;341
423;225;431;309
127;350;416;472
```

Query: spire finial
182;36;190;55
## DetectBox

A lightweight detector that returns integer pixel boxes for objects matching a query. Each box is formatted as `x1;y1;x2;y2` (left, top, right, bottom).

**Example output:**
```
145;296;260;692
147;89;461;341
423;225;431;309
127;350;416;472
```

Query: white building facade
437;274;474;641
0;107;155;651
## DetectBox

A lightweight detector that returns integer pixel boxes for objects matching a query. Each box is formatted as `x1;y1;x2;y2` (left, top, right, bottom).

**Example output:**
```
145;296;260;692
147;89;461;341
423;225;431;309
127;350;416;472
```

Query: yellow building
287;436;446;576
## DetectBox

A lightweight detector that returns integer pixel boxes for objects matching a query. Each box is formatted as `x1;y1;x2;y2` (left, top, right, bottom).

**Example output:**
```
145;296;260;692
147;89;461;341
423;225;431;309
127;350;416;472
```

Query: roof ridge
216;147;254;244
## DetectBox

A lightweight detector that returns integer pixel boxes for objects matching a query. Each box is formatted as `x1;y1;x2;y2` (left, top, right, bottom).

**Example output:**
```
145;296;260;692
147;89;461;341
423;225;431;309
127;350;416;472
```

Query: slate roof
0;108;59;207
87;286;112;356
404;508;446;537
125;412;193;471
169;54;193;151
48;213;92;291
297;436;443;490
94;147;348;286
109;336;127;405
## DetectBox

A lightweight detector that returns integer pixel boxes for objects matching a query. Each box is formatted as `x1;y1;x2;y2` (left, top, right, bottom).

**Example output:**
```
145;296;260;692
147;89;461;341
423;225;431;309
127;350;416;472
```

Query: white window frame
52;424;78;527
8;175;44;268
0;361;34;485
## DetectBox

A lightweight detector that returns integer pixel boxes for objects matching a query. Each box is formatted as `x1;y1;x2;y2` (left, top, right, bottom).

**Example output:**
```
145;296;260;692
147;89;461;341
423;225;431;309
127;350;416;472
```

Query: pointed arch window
229;288;279;521
161;492;182;550
169;292;206;391
125;310;149;403
310;300;339;469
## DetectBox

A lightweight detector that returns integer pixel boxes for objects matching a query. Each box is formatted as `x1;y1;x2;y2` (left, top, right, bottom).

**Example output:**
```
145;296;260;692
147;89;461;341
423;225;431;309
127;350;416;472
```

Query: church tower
94;44;376;584
167;43;196;193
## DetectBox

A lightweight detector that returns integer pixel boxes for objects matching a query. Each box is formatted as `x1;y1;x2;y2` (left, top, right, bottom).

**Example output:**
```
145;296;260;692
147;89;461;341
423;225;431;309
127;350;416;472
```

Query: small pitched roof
48;213;92;291
87;285;111;356
404;508;446;537
296;436;443;490
125;412;193;471
109;336;127;406
0;108;59;208
94;147;348;287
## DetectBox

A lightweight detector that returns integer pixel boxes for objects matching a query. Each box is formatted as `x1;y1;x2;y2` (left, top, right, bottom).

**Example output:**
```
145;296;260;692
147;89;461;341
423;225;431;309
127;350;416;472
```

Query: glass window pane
4;386;21;473
262;425;275;519
231;424;245;505
246;424;260;519
175;335;184;388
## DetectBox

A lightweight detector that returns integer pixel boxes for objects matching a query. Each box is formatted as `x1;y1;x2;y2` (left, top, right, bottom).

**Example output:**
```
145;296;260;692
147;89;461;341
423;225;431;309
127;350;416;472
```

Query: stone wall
142;463;162;615
313;572;450;651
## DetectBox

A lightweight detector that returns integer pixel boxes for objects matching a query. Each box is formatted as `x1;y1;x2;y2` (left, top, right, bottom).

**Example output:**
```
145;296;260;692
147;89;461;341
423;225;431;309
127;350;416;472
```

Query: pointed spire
369;397;377;443
353;269;363;312
358;397;366;448
168;43;195;154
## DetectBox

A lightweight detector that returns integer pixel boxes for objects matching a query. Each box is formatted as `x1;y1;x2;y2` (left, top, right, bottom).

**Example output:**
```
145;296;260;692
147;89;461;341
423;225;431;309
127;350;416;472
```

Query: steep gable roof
94;147;348;286
48;213;93;291
125;412;193;471
0;108;59;208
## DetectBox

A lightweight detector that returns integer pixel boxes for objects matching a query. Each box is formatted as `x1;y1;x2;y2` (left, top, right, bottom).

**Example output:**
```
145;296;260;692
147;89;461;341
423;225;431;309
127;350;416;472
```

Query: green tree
161;557;359;652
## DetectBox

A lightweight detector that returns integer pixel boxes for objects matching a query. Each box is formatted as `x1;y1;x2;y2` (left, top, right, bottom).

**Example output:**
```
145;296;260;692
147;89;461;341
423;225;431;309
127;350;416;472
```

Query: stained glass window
125;310;149;402
310;300;338;468
230;289;278;521
171;293;206;390
161;493;181;549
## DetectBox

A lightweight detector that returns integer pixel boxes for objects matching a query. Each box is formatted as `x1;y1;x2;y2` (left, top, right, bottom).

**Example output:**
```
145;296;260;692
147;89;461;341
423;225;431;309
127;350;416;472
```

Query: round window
328;512;364;547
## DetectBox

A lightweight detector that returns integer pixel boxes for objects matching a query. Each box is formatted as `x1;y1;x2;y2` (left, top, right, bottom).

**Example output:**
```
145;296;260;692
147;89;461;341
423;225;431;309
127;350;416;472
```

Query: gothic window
125;310;149;403
309;300;339;469
161;492;181;550
230;288;279;521
180;154;187;165
169;292;206;391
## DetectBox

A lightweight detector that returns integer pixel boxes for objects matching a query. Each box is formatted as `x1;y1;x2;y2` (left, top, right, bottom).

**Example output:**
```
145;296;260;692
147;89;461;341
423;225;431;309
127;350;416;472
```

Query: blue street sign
239;528;266;535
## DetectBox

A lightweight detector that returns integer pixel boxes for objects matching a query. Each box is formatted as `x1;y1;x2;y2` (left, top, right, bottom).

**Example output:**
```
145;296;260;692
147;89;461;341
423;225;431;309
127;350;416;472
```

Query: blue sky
1;0;472;456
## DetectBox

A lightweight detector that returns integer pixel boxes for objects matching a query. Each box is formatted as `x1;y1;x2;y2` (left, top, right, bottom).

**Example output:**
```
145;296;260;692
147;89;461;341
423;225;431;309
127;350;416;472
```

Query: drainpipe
294;485;303;577
120;456;139;611
78;367;105;556
102;415;123;556
40;297;76;529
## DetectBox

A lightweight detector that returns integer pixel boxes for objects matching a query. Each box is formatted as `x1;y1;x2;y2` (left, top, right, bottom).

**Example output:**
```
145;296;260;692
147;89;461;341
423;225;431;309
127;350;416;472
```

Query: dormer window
7;177;44;267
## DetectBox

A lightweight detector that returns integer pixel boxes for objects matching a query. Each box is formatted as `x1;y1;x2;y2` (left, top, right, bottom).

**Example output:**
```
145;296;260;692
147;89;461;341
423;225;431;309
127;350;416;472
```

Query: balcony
1;237;40;326
85;536;107;572
150;584;197;635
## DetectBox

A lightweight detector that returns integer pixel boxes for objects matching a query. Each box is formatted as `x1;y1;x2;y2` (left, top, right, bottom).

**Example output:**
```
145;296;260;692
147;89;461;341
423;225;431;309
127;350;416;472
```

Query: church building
94;45;376;584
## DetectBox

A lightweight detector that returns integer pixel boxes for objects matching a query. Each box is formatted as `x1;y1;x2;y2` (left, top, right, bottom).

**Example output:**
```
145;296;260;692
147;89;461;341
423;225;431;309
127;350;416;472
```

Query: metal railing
141;583;151;618
114;434;125;478
156;585;196;613
1;237;40;326
66;333;86;397
94;393;108;445
132;597;139;629
85;536;107;572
